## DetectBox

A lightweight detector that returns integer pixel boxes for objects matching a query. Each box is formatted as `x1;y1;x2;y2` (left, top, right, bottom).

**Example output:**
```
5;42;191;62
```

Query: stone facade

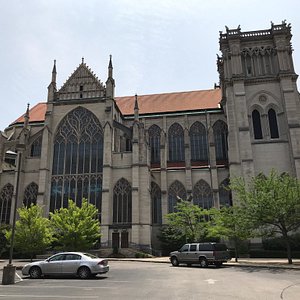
0;22;299;253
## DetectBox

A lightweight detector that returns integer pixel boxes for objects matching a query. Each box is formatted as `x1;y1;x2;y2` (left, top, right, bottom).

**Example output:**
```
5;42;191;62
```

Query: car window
49;254;65;262
199;244;213;251
190;244;197;251
65;254;81;261
214;243;228;251
84;253;98;259
180;244;189;252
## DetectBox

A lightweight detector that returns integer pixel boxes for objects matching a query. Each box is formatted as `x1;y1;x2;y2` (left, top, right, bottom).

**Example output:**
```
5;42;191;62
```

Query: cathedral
0;21;299;254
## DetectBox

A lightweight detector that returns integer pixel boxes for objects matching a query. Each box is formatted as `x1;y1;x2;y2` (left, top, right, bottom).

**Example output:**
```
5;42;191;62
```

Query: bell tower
218;21;300;182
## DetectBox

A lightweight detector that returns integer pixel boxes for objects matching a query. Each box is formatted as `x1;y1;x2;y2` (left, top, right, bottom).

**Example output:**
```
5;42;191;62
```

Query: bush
135;252;151;258
249;249;300;258
262;234;300;251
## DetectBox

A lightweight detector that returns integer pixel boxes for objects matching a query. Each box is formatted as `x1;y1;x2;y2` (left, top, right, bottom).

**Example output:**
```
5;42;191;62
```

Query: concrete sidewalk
1;257;300;271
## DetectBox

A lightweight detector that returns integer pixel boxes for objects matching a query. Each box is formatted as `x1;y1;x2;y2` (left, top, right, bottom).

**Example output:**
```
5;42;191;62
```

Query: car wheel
29;266;42;279
78;266;91;279
171;256;179;267
215;262;223;268
199;257;208;268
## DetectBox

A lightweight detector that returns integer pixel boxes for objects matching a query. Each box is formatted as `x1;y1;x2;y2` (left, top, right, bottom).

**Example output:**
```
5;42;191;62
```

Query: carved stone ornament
259;94;267;103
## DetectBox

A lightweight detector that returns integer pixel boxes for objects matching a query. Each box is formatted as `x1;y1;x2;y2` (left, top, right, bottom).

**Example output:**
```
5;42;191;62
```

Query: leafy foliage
230;170;300;264
208;206;253;261
0;224;10;257
6;204;53;260
50;199;101;251
158;200;211;254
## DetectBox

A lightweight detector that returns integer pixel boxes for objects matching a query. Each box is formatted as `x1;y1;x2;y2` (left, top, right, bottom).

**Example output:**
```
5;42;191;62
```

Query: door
61;254;81;274
112;232;120;249
42;253;64;275
121;231;129;248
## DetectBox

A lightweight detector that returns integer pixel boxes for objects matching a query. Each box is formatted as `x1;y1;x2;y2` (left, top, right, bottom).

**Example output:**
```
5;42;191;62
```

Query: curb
107;258;300;270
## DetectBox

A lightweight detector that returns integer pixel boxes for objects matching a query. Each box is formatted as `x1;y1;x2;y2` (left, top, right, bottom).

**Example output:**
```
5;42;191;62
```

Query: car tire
78;266;91;279
199;257;208;268
171;256;179;267
215;262;223;268
29;266;42;279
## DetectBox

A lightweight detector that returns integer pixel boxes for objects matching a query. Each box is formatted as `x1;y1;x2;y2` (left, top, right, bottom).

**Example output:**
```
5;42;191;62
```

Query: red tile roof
12;102;47;125
115;89;221;116
11;89;222;125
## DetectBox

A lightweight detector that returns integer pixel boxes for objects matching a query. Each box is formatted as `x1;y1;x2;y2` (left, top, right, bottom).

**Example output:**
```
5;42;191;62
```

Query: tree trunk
234;238;239;262
283;231;293;264
284;238;293;264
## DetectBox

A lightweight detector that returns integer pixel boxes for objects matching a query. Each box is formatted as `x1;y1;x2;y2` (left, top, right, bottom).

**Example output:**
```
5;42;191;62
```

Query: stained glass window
190;122;208;163
0;183;13;224
268;109;279;139
219;178;232;207
23;182;38;207
30;136;42;157
151;182;162;224
113;178;132;224
168;180;186;213
193;179;213;209
168;123;185;162
148;125;161;164
50;107;103;216
252;110;263;139
213;120;228;163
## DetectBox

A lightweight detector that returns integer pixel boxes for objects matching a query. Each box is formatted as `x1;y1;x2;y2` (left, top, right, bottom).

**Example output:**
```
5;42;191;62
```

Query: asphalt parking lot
1;260;300;299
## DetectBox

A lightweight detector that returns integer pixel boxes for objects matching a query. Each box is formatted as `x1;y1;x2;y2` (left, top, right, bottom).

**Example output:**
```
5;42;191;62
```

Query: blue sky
1;0;300;131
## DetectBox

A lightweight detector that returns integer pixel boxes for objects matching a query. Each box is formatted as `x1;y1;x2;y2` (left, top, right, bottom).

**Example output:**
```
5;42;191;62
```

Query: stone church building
0;21;299;253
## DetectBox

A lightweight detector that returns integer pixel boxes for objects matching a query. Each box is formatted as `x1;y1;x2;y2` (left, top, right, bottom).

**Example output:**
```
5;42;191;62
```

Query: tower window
252;110;263;139
268;109;279;138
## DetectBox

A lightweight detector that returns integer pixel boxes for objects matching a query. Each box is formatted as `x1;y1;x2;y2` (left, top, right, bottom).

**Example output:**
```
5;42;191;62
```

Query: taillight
98;260;107;266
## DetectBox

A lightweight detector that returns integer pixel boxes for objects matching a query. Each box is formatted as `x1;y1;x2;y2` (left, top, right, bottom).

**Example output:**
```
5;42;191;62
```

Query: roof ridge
115;88;218;99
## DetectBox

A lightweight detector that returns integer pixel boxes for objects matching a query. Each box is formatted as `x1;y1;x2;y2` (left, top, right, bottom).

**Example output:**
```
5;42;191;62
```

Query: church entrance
112;231;129;248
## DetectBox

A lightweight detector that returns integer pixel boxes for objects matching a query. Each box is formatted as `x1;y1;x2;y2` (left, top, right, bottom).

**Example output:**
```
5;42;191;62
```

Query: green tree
158;225;186;255
208;206;253;262
165;200;210;244
50;199;101;251
6;204;53;260
230;170;300;264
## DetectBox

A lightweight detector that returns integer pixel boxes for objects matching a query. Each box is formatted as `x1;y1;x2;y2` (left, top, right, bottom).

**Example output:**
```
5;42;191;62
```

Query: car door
42;254;65;275
177;244;190;263
61;254;82;274
188;244;198;263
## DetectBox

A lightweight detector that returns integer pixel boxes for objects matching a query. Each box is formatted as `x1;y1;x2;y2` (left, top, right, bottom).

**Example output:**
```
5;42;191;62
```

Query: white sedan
22;252;109;279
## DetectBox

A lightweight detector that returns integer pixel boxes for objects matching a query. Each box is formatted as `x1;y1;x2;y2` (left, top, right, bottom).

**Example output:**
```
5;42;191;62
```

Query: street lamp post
2;150;22;285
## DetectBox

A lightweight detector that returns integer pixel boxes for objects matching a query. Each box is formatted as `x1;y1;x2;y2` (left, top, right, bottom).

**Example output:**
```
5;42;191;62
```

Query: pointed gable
57;62;106;101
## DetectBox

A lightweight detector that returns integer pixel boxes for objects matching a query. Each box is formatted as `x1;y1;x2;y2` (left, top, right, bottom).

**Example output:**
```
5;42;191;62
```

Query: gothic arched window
113;178;132;224
190;122;208;163
193;180;213;209
168;180;186;213
30;136;42;157
23;182;38;208
268;108;279;139
219;178;232;207
0;183;13;225
148;125;161;164
50;107;103;214
213;120;228;163
151;182;162;224
252;109;263;139
168;123;185;162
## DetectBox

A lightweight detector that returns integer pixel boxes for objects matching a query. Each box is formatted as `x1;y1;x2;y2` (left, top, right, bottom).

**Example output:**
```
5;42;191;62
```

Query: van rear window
214;244;228;251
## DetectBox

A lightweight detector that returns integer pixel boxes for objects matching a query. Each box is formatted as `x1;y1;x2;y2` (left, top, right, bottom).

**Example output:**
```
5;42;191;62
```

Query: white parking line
0;295;99;299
